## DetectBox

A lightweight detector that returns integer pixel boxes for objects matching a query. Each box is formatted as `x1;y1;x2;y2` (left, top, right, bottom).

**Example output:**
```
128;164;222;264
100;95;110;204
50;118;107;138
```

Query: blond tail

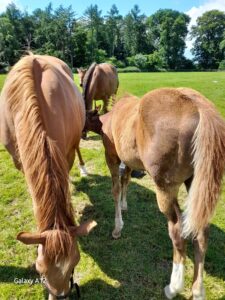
6;55;75;234
182;107;225;238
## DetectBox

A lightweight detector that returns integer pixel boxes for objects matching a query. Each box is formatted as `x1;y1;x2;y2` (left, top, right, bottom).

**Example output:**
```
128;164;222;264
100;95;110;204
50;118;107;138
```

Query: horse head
77;68;87;87
17;221;97;299
85;109;103;135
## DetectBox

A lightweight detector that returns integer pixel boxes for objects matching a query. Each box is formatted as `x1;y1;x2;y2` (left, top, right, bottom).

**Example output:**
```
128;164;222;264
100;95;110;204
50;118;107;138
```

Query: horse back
34;56;85;155
91;63;118;100
137;88;200;186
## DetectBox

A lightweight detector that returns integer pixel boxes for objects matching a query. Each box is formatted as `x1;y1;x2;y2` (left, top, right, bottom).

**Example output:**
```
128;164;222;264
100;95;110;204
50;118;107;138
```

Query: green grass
0;72;225;299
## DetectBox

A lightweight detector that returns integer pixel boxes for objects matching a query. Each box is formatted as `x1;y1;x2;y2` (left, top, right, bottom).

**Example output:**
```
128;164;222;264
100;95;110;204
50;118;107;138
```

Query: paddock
0;72;224;299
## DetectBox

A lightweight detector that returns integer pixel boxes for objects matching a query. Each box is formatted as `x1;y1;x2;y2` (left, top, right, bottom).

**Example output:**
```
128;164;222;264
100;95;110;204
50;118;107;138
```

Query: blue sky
1;0;225;57
0;0;206;16
1;0;201;16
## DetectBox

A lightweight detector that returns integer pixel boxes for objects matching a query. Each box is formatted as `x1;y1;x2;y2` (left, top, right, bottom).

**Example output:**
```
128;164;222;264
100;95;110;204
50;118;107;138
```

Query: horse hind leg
155;185;186;299
191;227;209;300
185;176;207;300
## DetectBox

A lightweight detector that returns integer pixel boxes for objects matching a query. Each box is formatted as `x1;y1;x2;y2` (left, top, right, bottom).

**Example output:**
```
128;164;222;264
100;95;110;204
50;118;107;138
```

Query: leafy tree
0;3;25;64
147;51;165;71
191;10;225;69
72;20;88;67
123;5;148;56
32;4;55;55
83;4;105;63
218;60;225;70
105;5;123;58
0;16;15;66
147;9;190;69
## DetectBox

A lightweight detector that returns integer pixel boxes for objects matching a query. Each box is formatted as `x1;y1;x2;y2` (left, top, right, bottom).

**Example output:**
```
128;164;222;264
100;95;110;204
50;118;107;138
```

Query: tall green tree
32;4;55;55
0;16;15;66
105;5;122;57
83;4;105;63
191;10;225;69
123;5;148;56
52;5;75;65
147;9;190;69
72;19;88;67
0;3;24;64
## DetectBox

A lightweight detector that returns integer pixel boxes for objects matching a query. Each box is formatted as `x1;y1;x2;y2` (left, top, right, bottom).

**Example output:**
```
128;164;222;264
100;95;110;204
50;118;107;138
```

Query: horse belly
115;138;144;170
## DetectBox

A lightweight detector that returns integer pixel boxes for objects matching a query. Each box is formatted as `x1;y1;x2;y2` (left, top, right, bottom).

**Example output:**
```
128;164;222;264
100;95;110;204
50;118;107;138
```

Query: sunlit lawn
0;72;225;299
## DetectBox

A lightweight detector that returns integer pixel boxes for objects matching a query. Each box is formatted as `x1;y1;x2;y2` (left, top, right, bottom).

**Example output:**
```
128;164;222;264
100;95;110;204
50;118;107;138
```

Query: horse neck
83;63;97;111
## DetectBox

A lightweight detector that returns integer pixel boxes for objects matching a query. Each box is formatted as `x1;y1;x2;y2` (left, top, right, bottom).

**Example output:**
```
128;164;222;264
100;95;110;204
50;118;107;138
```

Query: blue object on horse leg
131;170;146;179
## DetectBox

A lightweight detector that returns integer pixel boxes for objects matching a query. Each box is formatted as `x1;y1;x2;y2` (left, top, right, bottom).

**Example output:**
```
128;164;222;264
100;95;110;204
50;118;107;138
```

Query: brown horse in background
0;54;96;299
85;88;225;300
77;62;119;113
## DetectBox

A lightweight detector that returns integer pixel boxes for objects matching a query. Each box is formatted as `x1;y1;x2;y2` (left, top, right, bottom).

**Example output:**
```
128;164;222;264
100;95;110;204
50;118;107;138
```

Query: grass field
0;72;225;300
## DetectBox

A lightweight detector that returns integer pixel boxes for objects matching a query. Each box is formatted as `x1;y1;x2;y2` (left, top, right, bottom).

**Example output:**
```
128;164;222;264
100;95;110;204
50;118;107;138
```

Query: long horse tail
182;100;225;238
5;54;75;259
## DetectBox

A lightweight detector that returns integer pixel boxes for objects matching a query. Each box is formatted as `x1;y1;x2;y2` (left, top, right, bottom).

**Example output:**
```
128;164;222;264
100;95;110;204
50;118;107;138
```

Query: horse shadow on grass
1;174;224;299
71;174;215;299
71;174;225;300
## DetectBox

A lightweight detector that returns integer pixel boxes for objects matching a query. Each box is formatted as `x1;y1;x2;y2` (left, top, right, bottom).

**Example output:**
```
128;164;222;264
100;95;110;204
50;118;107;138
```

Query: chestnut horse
85;88;225;300
77;62;119;113
0;54;96;299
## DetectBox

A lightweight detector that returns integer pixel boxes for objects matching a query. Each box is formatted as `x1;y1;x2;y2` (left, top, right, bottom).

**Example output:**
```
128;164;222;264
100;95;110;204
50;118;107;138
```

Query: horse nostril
80;84;83;87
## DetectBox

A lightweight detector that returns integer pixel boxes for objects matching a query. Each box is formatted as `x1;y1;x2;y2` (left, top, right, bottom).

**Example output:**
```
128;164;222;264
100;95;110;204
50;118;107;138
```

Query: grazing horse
0;54;96;299
77;62;119;113
85;88;225;300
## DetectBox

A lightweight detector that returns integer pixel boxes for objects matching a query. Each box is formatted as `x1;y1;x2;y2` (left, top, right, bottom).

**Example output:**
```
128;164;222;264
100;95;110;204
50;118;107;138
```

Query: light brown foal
85;88;225;300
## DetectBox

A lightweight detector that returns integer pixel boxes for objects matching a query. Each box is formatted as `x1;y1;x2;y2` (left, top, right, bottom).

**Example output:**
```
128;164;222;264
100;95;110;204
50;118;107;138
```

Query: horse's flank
0;55;85;260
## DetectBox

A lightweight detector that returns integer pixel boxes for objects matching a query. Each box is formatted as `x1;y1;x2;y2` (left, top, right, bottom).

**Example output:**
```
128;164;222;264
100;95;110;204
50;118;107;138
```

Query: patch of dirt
80;136;102;150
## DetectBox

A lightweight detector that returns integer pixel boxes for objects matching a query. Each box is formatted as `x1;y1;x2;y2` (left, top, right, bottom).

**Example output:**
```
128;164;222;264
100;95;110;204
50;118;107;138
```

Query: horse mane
83;62;97;107
5;54;75;261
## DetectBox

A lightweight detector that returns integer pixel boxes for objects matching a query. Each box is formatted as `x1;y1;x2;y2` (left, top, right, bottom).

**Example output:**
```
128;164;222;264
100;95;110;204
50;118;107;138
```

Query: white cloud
186;0;225;28
185;0;225;57
0;0;22;13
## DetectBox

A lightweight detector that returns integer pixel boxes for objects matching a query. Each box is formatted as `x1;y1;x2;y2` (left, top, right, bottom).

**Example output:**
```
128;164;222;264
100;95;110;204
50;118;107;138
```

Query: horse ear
77;68;81;74
17;231;46;245
70;220;97;237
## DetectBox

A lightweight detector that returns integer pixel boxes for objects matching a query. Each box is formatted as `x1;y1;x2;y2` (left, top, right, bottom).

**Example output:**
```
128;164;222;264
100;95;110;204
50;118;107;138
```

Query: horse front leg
120;166;131;211
105;153;124;239
111;173;123;239
192;227;209;300
76;147;88;177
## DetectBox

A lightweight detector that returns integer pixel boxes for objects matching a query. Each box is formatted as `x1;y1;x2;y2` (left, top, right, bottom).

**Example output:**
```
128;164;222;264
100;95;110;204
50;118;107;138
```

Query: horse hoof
121;205;128;211
112;229;121;239
192;288;206;300
164;285;177;299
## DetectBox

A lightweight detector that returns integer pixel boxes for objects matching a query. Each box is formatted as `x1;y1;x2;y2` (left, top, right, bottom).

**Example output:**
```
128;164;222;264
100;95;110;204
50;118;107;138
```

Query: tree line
1;3;225;72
